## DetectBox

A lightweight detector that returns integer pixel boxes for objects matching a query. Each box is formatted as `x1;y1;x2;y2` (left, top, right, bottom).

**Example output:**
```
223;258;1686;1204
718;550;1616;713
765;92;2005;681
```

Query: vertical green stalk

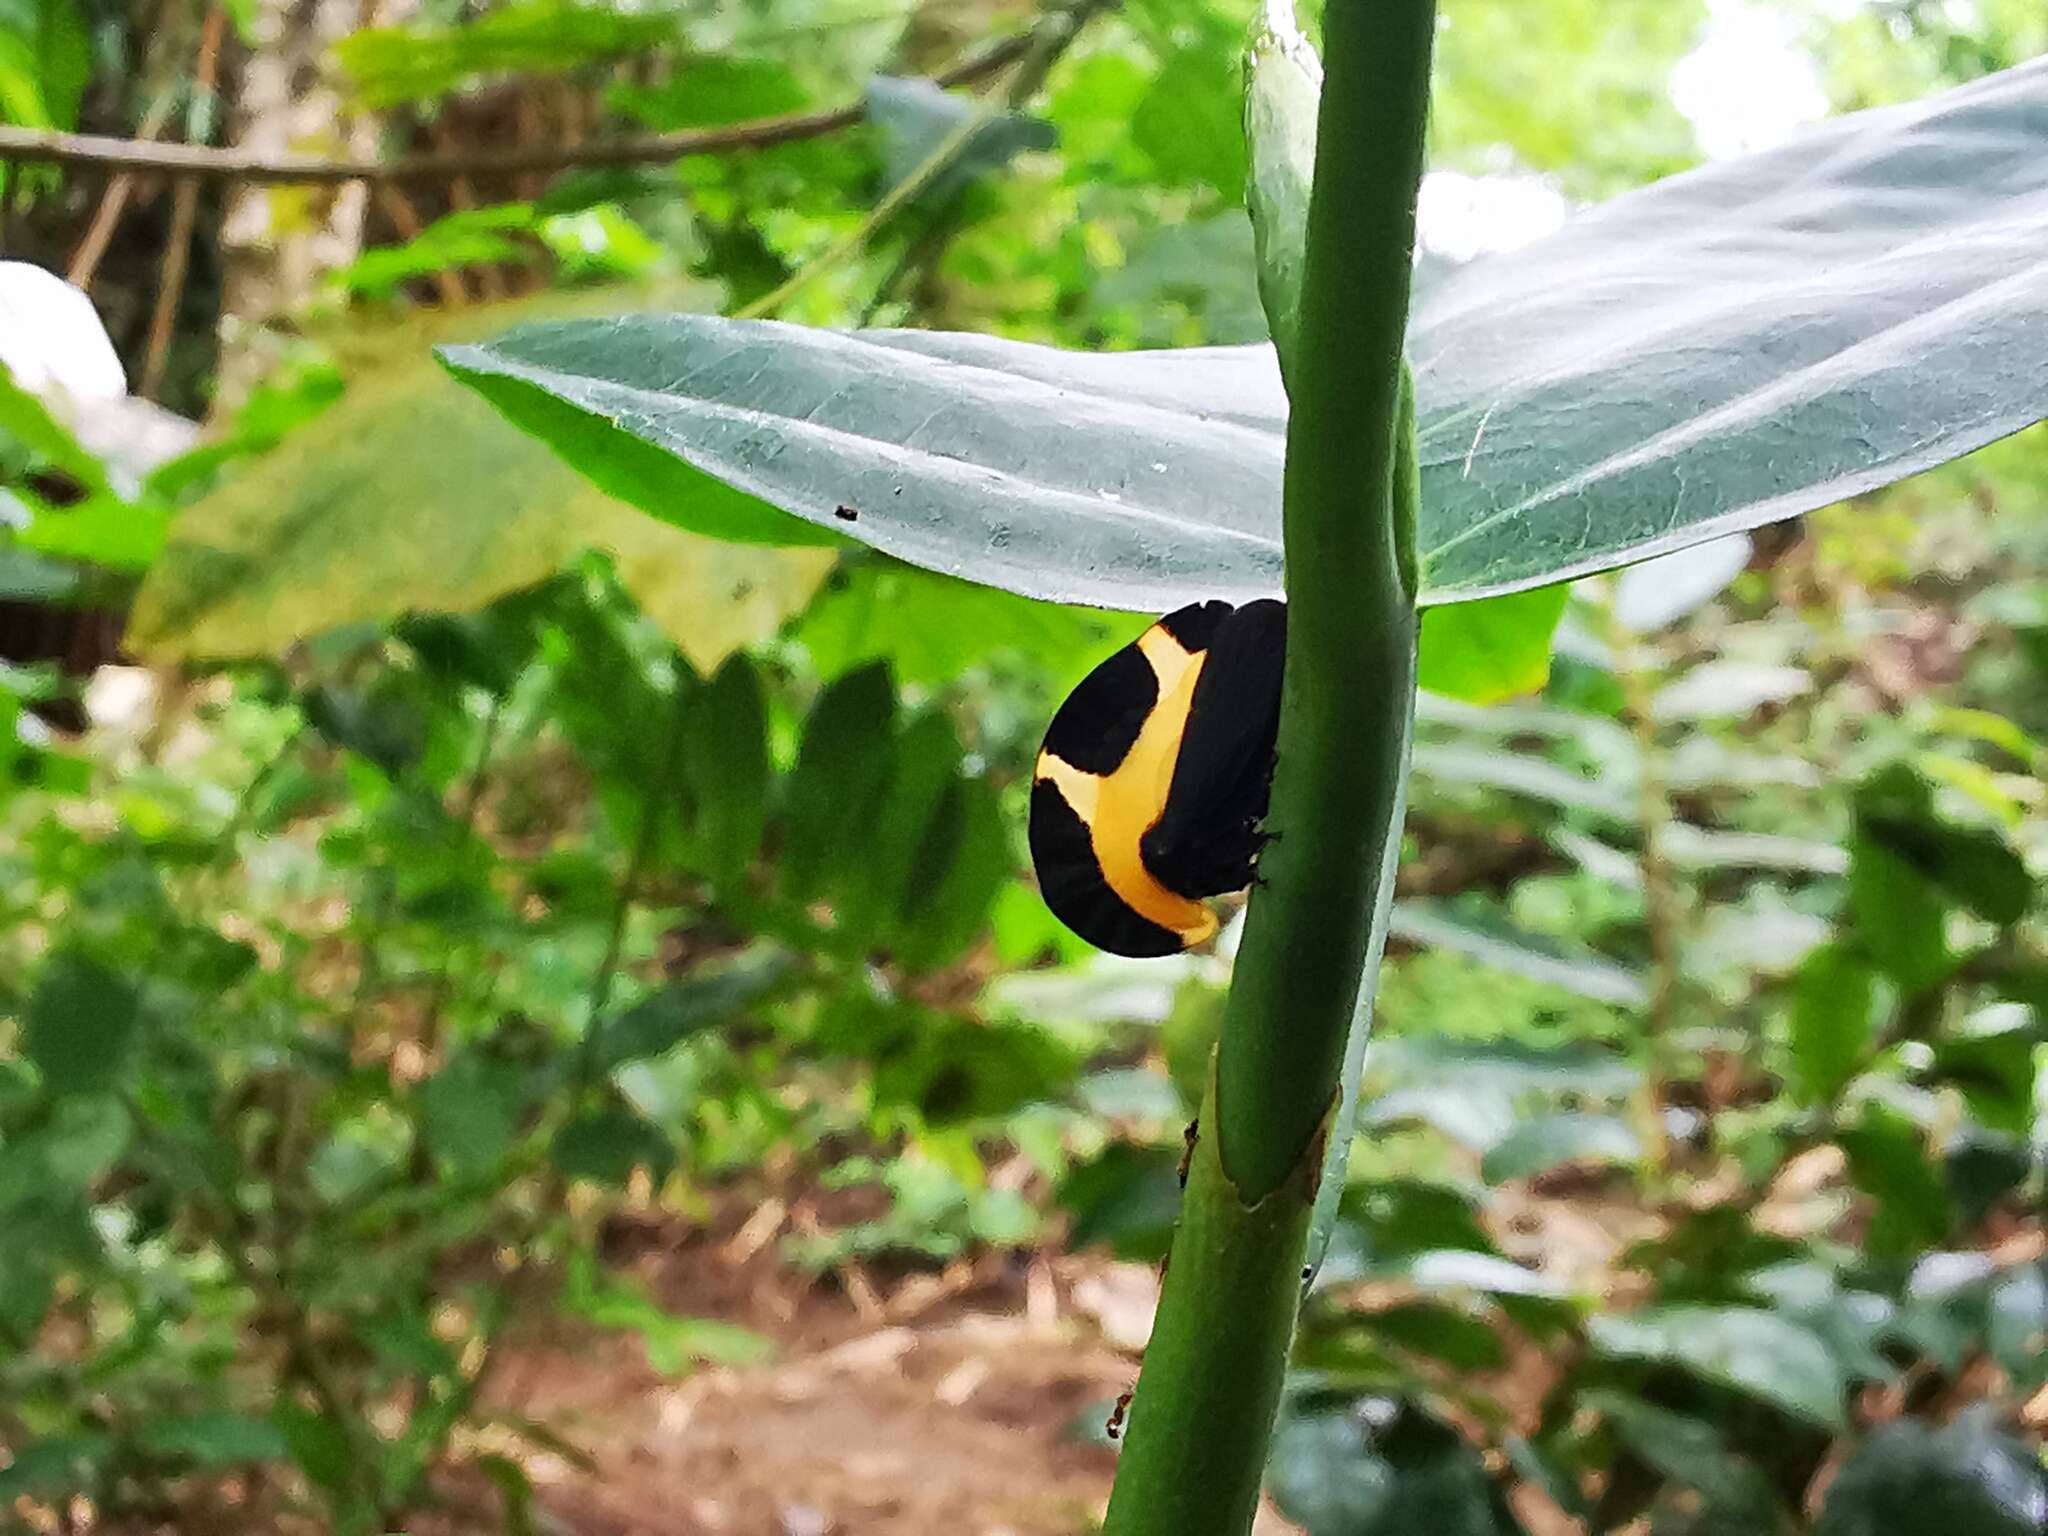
1099;1;1434;1531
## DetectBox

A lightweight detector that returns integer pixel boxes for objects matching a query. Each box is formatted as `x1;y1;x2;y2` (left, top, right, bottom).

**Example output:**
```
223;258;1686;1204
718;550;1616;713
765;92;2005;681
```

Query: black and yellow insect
1029;599;1286;956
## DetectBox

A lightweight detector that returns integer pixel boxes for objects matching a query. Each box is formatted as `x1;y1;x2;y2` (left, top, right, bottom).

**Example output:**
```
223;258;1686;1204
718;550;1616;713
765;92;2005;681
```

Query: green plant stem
1100;0;1433;1531
1215;0;1431;1202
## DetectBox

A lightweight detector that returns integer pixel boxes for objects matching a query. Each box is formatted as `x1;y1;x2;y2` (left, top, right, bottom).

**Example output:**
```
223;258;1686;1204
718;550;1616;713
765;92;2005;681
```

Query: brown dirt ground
465;1209;1305;1536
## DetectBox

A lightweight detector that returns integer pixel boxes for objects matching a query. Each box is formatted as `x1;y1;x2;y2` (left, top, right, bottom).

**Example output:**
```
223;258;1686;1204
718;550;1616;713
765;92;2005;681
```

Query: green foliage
334;0;682;107
0;0;87;128
1418;585;1571;704
608;53;808;130
8;0;2048;1530
129;304;837;669
1432;0;1705;194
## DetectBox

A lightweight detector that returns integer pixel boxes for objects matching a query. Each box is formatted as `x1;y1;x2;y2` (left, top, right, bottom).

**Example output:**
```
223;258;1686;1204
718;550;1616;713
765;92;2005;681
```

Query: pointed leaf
1787;945;1880;1105
681;654;771;884
1817;1414;2047;1536
449;60;2048;609
1588;1306;1847;1428
1417;584;1569;704
779;662;898;903
25;951;141;1098
130;305;832;672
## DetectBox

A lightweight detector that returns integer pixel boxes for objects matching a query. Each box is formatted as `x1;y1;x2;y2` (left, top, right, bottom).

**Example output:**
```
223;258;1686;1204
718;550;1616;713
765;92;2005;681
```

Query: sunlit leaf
1787;945;1879;1105
1417;584;1569;704
130;302;834;672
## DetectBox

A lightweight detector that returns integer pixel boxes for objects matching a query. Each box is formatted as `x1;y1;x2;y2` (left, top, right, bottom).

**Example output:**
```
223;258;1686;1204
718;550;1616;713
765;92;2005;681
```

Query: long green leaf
447;58;2048;610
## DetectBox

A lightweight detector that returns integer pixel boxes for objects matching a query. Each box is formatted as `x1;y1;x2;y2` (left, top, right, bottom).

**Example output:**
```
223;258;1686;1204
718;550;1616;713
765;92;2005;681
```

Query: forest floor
462;1197;1297;1536
440;1168;1677;1536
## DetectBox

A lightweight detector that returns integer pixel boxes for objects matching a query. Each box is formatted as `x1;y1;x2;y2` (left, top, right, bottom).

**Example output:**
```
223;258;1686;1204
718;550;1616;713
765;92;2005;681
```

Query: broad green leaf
1787;945;1880;1105
417;1052;529;1175
1854;762;2032;925
24;951;141;1098
1417;584;1570;704
1133;47;1248;202
794;558;1144;692
0;0;89;129
864;75;1056;207
857;708;963;944
680;653;771;884
1848;837;1953;995
591;948;787;1071
137;1414;291;1467
12;488;169;569
1839;1104;1953;1257
1944;1132;2032;1226
1588;1306;1848;1428
0;1432;111;1502
1816;1414;2047;1536
0;360;107;487
129;302;834;672
1932;1018;2043;1137
1242;0;1318;377
335;205;540;300
1581;1392;1777;1522
1268;1398;1512;1536
270;1401;353;1495
895;774;1013;971
1056;1141;1184;1262
1354;1300;1508;1372
449;59;2048;611
1479;1111;1640;1185
778;662;897;903
31;1095;132;1192
1987;1265;2047;1392
550;1105;675;1187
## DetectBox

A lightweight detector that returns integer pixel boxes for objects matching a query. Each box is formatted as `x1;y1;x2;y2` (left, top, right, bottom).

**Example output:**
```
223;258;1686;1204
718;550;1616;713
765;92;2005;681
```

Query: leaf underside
446;58;2048;612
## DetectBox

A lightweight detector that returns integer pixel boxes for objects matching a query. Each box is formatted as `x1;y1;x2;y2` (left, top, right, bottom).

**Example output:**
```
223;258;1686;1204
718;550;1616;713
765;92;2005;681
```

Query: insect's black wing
1140;598;1286;899
1028;780;1185;957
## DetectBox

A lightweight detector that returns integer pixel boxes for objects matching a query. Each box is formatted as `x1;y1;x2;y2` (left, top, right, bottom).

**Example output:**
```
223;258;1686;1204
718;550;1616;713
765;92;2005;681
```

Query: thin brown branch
66;92;178;290
375;181;470;307
0;29;1036;186
141;6;228;399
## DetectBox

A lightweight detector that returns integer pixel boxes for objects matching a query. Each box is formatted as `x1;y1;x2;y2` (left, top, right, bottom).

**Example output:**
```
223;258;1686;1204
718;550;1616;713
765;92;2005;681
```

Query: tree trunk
214;0;391;409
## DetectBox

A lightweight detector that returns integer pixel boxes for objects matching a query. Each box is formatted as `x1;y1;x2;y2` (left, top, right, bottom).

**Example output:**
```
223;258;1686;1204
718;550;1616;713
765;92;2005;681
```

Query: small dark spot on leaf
834;504;860;522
